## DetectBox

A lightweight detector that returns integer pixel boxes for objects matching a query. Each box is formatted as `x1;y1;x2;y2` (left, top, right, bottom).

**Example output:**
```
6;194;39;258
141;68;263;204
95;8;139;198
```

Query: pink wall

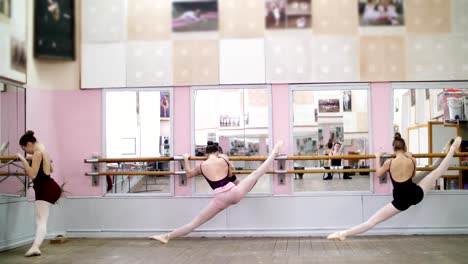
173;86;192;196
370;82;393;194
271;84;291;195
27;88;102;197
19;82;395;196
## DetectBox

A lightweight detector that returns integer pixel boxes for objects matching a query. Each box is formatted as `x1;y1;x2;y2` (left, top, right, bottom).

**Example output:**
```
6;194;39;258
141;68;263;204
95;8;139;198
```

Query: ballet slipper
150;234;169;244
24;248;41;257
451;137;462;150
273;141;284;156
327;231;346;241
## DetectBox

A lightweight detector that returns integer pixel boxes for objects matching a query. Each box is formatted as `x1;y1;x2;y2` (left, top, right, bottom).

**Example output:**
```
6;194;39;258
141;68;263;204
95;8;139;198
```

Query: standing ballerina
150;140;283;244
328;133;461;240
16;131;62;256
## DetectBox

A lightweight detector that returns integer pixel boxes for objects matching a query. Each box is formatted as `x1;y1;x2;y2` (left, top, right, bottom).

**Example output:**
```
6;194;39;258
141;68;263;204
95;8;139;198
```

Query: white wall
0;199;65;252
59;193;468;238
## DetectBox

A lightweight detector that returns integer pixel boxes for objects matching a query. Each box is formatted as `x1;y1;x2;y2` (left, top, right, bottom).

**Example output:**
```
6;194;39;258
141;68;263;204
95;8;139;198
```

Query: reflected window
393;84;468;191
0;83;27;197
193;86;271;194
292;86;370;192
104;89;172;194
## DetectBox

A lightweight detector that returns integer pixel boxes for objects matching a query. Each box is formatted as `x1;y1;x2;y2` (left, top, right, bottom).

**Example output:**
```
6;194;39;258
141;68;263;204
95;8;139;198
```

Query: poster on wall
358;0;404;26
160;92;170;120
295;137;317;155
342;91;352;112
34;0;75;60
318;99;340;113
0;0;11;22
172;0;218;32
0;0;27;83
266;0;311;29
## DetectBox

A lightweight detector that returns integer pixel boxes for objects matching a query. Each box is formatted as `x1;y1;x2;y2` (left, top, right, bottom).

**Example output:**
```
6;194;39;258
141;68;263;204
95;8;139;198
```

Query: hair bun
26;130;35;136
207;141;214;145
394;132;402;139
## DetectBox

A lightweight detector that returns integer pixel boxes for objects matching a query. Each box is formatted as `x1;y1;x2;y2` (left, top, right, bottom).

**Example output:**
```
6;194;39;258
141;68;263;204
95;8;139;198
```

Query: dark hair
206;141;220;154
19;130;37;146
327;141;333;149
393;132;406;152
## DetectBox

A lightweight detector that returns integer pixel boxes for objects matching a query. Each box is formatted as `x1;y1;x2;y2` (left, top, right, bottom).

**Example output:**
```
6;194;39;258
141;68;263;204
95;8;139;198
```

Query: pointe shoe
451;137;462;150
150;234;169;244
442;139;454;153
273;141;284;156
327;231;346;241
24;248;41;257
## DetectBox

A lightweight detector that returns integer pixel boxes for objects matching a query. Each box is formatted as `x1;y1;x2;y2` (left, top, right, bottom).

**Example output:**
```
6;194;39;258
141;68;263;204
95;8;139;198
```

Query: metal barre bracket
91;155;100;186
177;155;187;186
277;155;287;185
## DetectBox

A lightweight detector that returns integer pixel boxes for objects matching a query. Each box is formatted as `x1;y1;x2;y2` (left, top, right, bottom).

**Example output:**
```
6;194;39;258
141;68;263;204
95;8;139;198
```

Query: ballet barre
85;166;468;177
83;152;468;164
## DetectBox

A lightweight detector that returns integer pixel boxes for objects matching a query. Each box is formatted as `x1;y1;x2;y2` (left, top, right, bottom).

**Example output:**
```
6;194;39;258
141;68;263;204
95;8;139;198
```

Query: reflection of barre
0;172;27;176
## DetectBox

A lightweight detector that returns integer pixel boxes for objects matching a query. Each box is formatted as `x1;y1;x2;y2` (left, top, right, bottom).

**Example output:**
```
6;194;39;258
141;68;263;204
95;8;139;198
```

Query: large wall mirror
393;83;468;191
0;82;26;197
291;85;371;192
193;86;271;194
104;89;173;195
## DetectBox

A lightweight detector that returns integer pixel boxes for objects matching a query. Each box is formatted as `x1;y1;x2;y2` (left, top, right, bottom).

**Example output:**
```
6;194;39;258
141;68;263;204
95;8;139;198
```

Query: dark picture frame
266;0;311;29
34;0;75;60
160;92;170;120
318;99;340;113
358;0;404;26
172;0;218;32
342;90;352;112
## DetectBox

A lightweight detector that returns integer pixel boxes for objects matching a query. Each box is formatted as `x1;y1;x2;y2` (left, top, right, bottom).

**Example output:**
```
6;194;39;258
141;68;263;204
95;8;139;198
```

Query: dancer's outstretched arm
182;154;201;177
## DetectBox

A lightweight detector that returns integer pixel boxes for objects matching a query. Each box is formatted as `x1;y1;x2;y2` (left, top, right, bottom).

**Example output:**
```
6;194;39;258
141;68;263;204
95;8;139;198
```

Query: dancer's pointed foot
150;234;169;244
451;137;462;151
327;231;346;241
273;141;284;156
24;248;41;257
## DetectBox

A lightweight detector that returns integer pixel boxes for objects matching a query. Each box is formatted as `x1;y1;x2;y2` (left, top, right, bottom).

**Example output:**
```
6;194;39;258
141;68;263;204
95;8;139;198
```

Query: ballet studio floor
1;235;467;264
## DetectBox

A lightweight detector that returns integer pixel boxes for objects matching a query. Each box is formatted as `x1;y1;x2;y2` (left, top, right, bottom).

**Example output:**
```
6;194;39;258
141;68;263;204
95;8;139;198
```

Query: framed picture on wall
172;0;218;32
358;0;404;26
160;92;170;120
318;99;340;113
342;91;352;112
429;89;444;119
34;0;75;60
266;0;311;29
410;89;416;106
0;0;11;22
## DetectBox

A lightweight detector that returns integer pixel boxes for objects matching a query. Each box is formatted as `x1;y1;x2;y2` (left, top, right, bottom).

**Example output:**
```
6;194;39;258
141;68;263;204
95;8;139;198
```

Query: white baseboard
0;232;66;252
64;226;468;238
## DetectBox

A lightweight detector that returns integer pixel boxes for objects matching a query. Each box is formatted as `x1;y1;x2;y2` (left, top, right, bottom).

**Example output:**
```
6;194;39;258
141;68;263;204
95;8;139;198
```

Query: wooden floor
1;236;467;263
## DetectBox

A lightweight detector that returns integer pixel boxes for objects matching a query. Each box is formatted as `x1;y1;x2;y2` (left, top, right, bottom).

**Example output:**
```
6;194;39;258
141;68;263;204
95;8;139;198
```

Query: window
104;89;172;194
291;85;371;192
193;86;271;194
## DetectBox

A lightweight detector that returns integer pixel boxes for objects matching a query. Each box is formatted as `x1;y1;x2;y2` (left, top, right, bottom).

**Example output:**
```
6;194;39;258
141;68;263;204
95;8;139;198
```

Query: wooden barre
85;166;468;176
0;156;18;162
0;172;27;176
84;153;468;163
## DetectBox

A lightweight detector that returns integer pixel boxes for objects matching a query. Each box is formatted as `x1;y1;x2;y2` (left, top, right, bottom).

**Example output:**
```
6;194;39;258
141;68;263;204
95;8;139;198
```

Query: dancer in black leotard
16;131;61;257
327;133;461;240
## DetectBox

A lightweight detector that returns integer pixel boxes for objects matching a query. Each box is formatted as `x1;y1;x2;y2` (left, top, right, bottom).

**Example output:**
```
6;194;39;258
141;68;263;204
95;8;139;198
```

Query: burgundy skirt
33;178;61;204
